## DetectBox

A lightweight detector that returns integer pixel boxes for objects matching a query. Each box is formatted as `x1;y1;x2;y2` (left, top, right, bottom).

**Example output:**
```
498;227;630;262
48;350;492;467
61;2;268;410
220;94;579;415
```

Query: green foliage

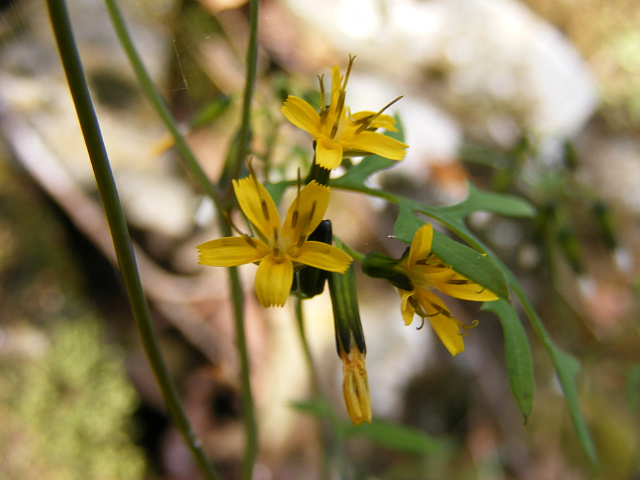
482;299;535;421
291;399;442;455
0;316;146;480
331;128;597;465
341;421;442;455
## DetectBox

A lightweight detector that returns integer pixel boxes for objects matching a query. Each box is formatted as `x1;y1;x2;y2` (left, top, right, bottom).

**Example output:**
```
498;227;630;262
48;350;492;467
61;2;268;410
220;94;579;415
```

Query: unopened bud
328;264;371;425
361;252;413;291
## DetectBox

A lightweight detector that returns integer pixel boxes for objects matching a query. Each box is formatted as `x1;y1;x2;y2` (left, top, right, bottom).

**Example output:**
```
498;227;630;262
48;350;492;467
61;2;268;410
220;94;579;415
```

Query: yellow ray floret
197;175;352;307
281;57;408;170
398;224;499;356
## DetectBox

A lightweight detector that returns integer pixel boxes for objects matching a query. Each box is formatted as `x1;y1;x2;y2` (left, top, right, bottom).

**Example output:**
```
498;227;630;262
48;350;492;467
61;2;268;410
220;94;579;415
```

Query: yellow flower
398;224;499;356
281;56;408;170
197;176;352;307
340;333;371;426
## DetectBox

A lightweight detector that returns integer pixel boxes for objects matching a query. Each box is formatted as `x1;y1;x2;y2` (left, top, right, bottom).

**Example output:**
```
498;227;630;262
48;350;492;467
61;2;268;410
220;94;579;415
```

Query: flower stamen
354;95;404;134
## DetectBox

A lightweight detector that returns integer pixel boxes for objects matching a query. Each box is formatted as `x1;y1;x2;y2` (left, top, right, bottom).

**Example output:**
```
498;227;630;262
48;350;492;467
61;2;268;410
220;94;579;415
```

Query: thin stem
232;1;261;477
45;1;221;479
103;0;223;209
234;260;257;480
293;297;330;480
333;236;364;263
294;297;321;395
227;0;260;189
103;0;258;474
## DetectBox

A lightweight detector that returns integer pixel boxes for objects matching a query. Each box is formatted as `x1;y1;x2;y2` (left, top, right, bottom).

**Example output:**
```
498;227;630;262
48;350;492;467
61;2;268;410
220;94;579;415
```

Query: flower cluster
197;58;498;425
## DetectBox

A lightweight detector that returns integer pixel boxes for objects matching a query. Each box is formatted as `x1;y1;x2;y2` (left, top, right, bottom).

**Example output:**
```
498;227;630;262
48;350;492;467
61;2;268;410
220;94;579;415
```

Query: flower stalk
46;1;221;478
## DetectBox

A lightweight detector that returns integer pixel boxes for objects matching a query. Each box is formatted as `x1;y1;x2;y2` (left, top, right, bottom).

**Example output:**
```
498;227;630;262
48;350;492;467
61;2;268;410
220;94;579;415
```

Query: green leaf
342;420;442;455
289;398;333;418
392;201;510;299
482;299;535;421
431;229;509;300
190;95;232;129
438;182;536;221
392;199;426;243
548;344;598;466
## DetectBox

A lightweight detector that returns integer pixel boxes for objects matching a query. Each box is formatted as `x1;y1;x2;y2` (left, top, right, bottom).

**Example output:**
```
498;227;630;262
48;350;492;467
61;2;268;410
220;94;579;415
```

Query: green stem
333;236;364;263
293;297;343;480
293;297;321;395
231;1;260;477
103;0;258;474
234;260;257;480
225;0;260;190
45;1;221;479
103;0;223;209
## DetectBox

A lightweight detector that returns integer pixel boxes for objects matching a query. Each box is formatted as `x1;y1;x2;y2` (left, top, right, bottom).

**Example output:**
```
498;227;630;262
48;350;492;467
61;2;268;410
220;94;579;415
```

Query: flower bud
361;252;413;291
296;220;333;299
328;265;371;425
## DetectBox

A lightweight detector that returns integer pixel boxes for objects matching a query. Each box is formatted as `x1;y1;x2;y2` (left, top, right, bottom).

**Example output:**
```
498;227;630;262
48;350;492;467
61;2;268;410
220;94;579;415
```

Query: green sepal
361;252;413;291
328;264;366;355
296;220;332;298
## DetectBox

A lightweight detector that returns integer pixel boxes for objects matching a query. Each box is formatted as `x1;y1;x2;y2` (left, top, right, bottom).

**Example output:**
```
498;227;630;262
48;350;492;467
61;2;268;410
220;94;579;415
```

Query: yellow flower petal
316;138;343;169
406;224;433;267
348;131;408;161
430;270;499;302
341;343;371;426
399;289;416;326
281;96;321;136
295;241;352;272
197;236;269;267
282;181;330;246
254;254;293;307
429;314;465;356
233;176;280;240
416;290;465;356
350;111;398;132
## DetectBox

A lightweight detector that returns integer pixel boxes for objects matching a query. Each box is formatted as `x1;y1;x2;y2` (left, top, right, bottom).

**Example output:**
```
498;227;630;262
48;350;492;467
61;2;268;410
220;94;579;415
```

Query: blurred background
1;0;639;478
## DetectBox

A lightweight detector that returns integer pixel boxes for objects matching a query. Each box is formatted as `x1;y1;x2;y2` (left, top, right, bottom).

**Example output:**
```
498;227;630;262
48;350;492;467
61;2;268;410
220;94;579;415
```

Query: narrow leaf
439;182;536;221
392;202;509;299
548;344;598;465
392;200;426;243
342;420;442;455
482;299;535;421
431;229;510;300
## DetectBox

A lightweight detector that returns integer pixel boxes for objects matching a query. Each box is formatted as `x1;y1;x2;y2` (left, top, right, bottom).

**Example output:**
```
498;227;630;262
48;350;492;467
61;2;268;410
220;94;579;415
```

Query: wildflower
329;266;371;425
340;335;371;426
281;56;408;170
398;224;499;356
197;175;352;308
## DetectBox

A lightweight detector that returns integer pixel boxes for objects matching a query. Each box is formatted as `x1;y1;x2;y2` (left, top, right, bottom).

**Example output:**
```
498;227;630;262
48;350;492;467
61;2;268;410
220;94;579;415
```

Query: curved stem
226;0;260;189
46;1;221;479
233;1;261;477
103;0;223;209
293;297;340;480
103;0;259;474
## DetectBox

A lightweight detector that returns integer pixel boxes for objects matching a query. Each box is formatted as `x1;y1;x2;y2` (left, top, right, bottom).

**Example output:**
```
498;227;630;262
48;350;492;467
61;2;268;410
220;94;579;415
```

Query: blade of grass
45;1;222;478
